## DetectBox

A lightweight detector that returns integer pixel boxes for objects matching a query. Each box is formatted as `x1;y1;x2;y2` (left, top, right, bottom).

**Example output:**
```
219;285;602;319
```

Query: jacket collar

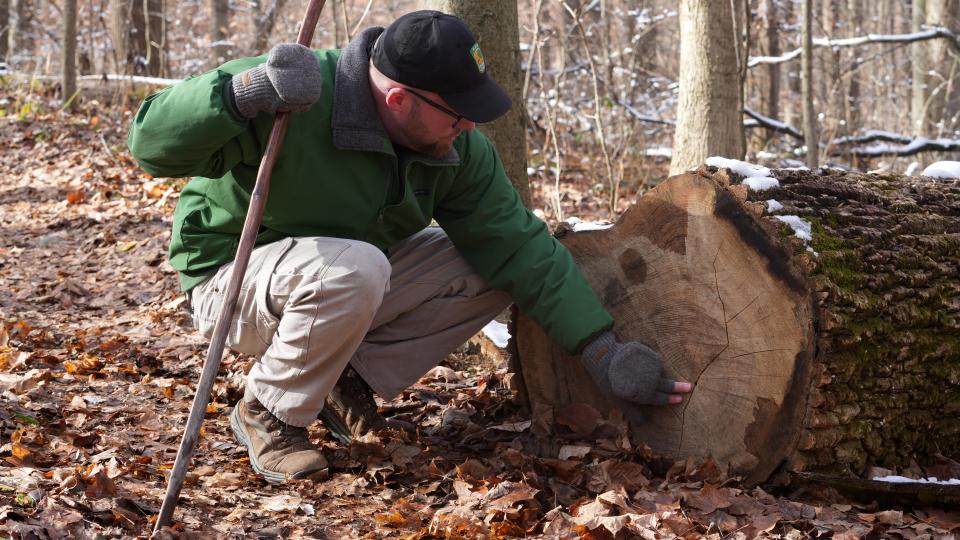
332;27;459;163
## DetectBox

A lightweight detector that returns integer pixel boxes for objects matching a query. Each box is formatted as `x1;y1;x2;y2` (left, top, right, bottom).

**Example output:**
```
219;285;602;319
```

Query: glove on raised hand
581;331;678;407
231;43;323;119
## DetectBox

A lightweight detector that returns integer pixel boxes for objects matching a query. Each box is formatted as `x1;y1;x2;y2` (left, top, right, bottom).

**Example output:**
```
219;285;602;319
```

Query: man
128;11;692;483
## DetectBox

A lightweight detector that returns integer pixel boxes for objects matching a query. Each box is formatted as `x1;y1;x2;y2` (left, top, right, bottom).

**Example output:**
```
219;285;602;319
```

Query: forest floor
1;99;959;539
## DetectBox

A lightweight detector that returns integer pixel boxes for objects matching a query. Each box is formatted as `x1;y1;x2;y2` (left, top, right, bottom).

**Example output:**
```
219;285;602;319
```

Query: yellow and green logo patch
470;43;485;74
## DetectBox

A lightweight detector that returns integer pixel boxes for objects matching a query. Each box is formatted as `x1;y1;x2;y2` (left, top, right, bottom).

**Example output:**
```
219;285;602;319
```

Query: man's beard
400;105;457;158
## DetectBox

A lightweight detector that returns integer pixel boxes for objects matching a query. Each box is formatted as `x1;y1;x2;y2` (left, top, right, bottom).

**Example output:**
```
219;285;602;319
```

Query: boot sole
229;404;329;484
317;407;354;445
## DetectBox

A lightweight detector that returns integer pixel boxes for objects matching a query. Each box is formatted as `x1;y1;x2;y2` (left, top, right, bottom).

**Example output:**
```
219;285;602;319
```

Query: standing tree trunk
912;0;930;136
62;0;78;109
10;0;33;65
764;0;781;144
515;166;960;484
801;0;818;168
0;0;9;63
925;0;952;137
210;0;231;67
845;0;862;133
782;0;802;130
669;0;745;175
110;0;166;76
846;0;863;169
252;0;288;55
424;0;531;208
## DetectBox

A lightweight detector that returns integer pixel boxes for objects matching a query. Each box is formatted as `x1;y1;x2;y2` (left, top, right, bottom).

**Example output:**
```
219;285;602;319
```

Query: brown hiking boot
318;366;413;444
229;398;329;483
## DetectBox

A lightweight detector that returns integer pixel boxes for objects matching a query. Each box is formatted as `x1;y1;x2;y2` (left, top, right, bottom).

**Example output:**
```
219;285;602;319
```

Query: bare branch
743;107;803;140
748;27;960;67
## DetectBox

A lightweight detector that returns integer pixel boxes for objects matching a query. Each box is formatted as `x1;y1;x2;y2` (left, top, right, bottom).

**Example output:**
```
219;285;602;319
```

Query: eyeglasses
403;87;466;129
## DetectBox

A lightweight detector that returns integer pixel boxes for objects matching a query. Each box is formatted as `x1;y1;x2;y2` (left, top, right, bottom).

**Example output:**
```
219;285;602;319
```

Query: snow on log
514;166;960;485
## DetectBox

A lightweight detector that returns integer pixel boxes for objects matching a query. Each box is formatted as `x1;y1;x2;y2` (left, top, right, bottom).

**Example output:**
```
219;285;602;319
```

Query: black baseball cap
371;10;512;123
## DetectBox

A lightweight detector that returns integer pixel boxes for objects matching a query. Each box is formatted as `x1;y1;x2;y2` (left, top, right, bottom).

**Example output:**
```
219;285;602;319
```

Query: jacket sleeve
435;131;613;354
126;57;266;179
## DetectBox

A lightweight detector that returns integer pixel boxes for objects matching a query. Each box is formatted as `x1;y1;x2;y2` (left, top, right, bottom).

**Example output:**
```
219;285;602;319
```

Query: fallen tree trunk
514;166;960;484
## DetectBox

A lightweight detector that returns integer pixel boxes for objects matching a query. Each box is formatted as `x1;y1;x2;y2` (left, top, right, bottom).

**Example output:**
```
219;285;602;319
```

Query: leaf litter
0;107;958;539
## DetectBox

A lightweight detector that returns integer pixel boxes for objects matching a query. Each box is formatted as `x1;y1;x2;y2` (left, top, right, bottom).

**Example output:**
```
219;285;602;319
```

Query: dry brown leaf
390;444;420;467
596;459;649;491
484;481;538;512
558;444;591;460
261;494;302;513
82;468;117;499
685;483;733;514
922;508;960;531
375;510;410;527
555;402;602;437
66;190;85;204
64;354;102;375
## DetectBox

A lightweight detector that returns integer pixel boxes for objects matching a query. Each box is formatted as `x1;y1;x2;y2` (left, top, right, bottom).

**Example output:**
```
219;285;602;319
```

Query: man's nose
458;119;477;131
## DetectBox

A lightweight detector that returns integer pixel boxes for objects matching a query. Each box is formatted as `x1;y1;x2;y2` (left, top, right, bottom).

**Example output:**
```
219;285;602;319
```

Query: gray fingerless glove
231;43;323;119
581;331;677;407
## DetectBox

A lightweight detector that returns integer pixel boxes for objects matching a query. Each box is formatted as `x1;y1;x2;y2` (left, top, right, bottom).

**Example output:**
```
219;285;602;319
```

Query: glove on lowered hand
581;331;678;407
231;43;323;119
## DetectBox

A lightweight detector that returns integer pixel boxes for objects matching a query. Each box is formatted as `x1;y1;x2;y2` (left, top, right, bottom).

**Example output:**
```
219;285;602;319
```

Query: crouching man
127;10;692;483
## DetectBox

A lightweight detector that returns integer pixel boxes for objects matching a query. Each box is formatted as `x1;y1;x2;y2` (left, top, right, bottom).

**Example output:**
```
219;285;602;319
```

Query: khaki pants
190;228;511;426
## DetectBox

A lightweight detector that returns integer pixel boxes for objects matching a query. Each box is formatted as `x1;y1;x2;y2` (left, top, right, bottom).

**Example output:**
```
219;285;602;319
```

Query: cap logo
470;43;485;74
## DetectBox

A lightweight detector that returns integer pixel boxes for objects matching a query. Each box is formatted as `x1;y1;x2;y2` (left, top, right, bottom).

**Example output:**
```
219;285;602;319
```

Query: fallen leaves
2;109;959;539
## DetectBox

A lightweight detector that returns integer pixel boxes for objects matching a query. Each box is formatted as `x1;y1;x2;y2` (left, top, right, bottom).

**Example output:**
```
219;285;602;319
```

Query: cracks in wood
677;244;731;453
726;293;762;324
730;349;792;359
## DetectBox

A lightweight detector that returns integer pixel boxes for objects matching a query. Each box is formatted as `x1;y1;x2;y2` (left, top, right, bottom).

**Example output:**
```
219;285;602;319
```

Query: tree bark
669;0;745;174
62;0;77;109
10;0;33;64
514;166;960;484
252;0;287;55
424;0;531;208
925;0;952;137
845;0;862;152
763;0;781;143
0;0;9;63
912;0;930;136
801;0;818;168
210;0;231;67
110;0;166;76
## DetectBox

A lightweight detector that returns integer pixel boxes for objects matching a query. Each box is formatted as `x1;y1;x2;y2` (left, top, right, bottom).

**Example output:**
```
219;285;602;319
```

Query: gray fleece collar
332;27;389;152
332;27;459;163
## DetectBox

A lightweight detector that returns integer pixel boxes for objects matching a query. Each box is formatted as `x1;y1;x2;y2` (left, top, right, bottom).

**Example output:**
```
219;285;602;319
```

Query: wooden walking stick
152;0;327;532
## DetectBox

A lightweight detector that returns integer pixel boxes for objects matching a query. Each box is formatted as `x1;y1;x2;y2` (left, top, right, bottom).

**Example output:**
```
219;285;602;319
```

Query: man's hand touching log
581;331;693;422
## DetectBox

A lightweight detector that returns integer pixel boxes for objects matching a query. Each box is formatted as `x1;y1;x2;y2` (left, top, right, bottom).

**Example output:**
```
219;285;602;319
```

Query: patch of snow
705;156;771;178
775;215;813;242
904;161;920;176
922;161;960;179
482;320;510;349
743;176;780;191
644;147;672;157
766;199;783;213
565;217;614;232
873;475;960;485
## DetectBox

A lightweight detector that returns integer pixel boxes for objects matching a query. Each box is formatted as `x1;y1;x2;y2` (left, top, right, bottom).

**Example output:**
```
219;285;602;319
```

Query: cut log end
516;166;960;484
518;171;816;484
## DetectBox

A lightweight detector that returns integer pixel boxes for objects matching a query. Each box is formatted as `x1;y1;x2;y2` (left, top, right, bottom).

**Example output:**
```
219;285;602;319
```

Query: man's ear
383;87;408;113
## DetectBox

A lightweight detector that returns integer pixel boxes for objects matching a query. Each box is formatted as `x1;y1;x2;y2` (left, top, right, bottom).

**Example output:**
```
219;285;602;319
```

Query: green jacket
127;27;612;353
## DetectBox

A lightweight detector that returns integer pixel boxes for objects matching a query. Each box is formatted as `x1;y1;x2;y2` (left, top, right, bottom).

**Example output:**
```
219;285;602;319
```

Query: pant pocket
192;288;273;356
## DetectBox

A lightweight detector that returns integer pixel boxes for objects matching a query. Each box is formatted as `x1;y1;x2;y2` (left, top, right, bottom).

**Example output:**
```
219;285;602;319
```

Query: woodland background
3;0;960;218
2;0;960;538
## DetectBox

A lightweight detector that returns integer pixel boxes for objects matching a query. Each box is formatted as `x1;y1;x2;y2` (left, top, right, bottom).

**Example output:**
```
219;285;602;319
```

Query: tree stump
515;166;960;484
